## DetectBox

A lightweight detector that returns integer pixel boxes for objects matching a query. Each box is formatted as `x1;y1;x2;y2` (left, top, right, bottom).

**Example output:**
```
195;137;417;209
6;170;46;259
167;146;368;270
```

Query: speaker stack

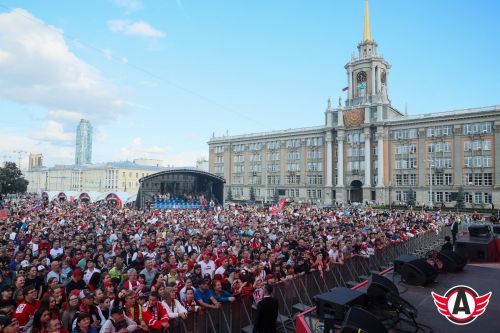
455;224;499;262
394;255;437;285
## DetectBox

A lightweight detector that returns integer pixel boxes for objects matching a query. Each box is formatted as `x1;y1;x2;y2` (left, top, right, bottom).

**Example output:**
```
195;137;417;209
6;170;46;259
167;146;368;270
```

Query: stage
297;263;500;333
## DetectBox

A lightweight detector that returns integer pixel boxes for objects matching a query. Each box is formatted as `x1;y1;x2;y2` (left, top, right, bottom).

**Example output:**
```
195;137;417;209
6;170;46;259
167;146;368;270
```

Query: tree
226;187;233;201
0;162;29;194
455;187;465;211
249;187;256;202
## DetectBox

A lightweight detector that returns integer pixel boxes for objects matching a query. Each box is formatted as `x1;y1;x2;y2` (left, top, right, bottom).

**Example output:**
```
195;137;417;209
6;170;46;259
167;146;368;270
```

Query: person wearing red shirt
142;291;169;331
13;286;41;328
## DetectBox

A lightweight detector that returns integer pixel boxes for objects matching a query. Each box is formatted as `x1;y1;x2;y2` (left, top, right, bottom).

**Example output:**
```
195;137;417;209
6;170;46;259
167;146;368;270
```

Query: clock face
357;71;367;83
381;71;386;84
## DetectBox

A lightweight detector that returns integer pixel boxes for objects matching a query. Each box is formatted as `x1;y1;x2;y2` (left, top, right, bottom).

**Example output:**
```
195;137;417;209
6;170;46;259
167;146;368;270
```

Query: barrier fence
166;227;449;333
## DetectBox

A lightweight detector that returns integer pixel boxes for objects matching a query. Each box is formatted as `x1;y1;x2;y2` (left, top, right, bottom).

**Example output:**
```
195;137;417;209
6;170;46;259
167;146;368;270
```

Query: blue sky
0;0;499;168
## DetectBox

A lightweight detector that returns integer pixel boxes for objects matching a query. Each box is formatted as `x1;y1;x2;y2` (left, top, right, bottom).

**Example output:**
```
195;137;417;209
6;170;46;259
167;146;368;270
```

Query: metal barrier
166;228;447;333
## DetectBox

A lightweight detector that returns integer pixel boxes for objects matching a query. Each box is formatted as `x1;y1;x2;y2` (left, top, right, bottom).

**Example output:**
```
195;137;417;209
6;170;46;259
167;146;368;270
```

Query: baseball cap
37;265;46;272
72;269;83;277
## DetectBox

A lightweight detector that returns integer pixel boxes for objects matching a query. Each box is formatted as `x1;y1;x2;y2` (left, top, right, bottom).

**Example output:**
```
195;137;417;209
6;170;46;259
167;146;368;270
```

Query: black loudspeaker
314;287;367;323
438;250;466;272
394;255;419;275
469;224;491;238
340;307;388;333
397;258;437;286
455;236;499;262
367;273;399;304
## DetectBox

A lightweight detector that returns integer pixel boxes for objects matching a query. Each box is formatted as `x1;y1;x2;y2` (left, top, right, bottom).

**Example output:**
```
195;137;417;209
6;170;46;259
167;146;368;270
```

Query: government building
208;1;500;208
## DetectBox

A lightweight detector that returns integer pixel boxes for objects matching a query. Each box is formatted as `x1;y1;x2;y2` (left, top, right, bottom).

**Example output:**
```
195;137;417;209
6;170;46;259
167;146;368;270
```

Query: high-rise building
28;153;43;170
75;119;93;165
208;0;500;207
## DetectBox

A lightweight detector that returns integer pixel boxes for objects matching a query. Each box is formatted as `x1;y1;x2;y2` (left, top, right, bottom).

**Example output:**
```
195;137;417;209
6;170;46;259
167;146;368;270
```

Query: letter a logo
431;285;492;325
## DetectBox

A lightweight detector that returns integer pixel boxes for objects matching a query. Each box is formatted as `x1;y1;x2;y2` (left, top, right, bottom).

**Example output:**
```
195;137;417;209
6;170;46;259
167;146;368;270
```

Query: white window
474;192;483;204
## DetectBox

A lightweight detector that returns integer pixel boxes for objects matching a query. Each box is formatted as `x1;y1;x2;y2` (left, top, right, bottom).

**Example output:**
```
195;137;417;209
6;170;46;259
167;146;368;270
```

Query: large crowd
0;194;468;333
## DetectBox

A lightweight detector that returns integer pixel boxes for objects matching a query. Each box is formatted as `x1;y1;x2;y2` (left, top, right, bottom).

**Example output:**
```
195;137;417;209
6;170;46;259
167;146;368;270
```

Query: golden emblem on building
343;108;365;127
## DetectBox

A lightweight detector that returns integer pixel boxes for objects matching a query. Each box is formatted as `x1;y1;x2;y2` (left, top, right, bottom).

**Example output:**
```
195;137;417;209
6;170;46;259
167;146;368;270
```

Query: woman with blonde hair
161;287;187;320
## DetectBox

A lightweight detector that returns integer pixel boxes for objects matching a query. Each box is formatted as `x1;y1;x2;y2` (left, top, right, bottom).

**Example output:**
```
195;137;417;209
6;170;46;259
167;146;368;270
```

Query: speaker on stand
394;256;437;286
438;250;466;272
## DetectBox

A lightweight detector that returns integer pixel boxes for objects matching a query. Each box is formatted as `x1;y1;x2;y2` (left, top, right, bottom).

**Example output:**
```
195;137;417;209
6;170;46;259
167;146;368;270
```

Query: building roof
209;125;325;143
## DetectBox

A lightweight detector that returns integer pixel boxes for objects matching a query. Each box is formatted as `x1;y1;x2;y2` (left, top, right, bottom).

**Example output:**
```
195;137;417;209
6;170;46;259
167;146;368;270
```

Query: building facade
26;161;165;195
208;1;500;208
28;153;43;170
75;119;93;165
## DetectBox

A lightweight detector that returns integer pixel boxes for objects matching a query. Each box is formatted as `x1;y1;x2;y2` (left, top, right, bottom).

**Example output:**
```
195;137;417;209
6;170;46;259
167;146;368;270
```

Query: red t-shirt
13;300;41;326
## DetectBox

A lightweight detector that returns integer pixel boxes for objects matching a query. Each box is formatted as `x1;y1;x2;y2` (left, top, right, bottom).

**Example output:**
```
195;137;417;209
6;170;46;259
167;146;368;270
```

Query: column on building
324;131;334;205
453;125;463;186
376;129;384;187
337;131;345;187
326;131;333;187
418;129;426;187
364;127;371;187
347;66;353;101
370;64;376;97
494;121;500;206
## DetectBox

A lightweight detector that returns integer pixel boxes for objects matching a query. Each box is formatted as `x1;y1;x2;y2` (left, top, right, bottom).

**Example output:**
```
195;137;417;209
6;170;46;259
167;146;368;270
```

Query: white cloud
0;8;130;123
31;120;75;142
47;110;84;123
116;137;170;160
108;20;166;38
113;0;142;13
0;127;75;167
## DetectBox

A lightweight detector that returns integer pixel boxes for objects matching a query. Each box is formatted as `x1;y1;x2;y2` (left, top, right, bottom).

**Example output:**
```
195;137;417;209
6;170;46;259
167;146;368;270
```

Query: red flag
269;198;286;216
0;209;6;221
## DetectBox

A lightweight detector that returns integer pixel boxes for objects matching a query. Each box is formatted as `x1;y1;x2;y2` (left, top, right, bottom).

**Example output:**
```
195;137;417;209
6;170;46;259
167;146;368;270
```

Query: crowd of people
0;194;459;333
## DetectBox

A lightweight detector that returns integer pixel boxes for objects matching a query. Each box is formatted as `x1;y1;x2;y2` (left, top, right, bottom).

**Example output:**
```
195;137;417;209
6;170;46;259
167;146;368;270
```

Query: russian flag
342;86;348;92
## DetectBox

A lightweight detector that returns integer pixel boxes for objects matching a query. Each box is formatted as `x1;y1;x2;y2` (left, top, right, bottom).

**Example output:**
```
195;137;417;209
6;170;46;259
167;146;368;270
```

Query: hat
104;281;113;288
221;241;228;247
0;285;13;293
37;265;46;272
110;307;124;315
20;260;30;268
80;290;94;299
72;269;83;277
0;315;15;328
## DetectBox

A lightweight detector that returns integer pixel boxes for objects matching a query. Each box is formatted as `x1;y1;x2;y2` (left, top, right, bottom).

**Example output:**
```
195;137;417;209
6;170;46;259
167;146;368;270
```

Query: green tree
226;187;233;201
455;186;465;210
249;187;256;202
0;162;29;194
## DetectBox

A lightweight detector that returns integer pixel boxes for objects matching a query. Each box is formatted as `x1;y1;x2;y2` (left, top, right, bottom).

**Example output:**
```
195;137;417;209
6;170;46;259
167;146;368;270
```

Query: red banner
0;209;6;221
269;198;286;216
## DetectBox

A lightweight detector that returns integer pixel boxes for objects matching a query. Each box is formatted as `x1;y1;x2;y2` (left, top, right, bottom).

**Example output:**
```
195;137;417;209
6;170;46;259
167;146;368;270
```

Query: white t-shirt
50;247;64;258
214;266;226;276
198;260;216;278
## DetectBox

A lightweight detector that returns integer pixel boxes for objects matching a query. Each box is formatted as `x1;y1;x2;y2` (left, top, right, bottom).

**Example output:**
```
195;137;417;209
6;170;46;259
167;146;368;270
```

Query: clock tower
344;0;392;109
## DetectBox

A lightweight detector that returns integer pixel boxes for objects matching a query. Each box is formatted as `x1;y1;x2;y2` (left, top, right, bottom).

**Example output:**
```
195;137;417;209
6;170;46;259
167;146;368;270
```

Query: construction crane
12;150;27;170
